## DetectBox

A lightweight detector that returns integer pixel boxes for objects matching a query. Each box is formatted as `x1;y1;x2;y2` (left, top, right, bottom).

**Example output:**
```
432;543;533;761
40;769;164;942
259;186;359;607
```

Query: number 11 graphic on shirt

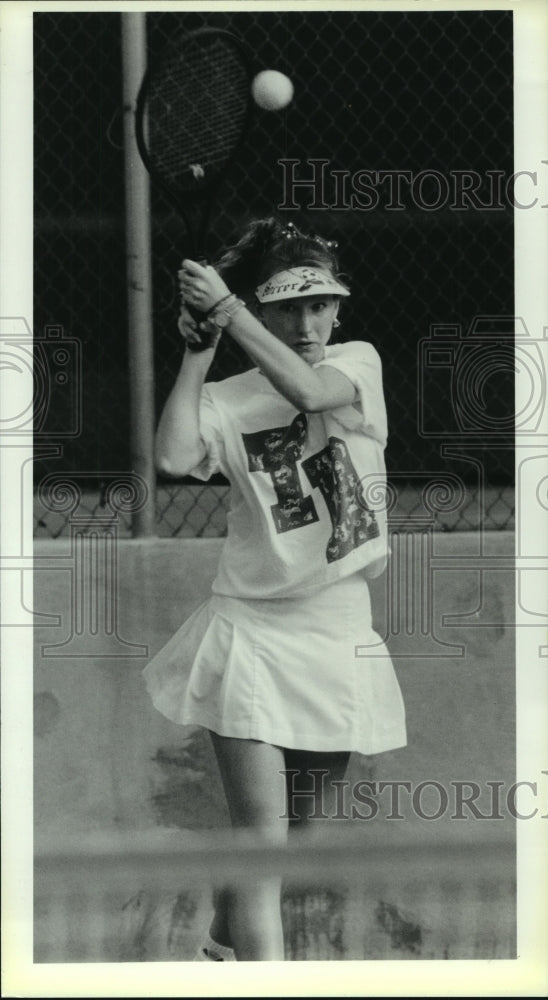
242;414;379;563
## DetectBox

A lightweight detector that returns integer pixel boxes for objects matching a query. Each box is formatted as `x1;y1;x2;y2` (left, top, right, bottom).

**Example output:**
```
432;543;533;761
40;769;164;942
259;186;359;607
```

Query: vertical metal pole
121;13;156;537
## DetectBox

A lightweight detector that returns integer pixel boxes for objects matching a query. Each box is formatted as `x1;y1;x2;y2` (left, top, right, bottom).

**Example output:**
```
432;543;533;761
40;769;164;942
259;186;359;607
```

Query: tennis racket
135;27;254;349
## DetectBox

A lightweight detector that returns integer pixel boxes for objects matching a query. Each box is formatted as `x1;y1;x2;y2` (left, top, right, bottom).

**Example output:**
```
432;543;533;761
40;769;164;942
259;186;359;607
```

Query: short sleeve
316;341;388;446
187;383;226;481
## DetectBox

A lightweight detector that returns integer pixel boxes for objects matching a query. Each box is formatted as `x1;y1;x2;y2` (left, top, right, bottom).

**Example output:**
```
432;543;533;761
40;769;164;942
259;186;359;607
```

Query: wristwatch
208;295;245;331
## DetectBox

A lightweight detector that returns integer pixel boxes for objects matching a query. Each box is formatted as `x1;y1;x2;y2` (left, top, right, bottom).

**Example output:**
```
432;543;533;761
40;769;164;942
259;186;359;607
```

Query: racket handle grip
182;257;217;352
185;306;216;352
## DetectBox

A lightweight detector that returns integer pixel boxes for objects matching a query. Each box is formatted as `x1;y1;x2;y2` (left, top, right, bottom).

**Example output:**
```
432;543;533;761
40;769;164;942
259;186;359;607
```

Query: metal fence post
121;12;156;537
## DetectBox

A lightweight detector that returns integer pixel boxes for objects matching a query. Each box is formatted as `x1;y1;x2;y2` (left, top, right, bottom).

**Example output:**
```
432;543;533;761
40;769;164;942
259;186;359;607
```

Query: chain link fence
33;9;515;538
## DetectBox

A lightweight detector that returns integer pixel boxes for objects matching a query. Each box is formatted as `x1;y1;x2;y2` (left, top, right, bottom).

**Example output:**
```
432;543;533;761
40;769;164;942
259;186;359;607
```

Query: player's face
261;295;340;364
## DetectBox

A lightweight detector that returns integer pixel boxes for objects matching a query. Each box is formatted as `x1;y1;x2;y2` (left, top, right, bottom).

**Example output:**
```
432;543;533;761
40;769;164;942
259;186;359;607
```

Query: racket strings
146;38;249;190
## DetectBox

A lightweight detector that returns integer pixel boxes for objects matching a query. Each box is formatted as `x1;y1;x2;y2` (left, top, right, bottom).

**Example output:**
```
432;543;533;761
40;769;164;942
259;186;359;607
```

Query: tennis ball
251;70;294;111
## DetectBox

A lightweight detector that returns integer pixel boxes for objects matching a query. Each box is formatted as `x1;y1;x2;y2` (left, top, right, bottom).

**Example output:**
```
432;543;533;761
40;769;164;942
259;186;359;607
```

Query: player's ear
329;298;341;342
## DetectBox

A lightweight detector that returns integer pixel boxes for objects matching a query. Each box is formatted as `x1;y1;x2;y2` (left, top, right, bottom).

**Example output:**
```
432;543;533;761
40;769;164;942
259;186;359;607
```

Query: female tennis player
143;217;406;961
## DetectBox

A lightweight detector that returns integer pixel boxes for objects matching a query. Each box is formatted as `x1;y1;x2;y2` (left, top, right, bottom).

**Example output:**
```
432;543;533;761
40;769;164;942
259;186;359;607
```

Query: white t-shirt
189;341;389;599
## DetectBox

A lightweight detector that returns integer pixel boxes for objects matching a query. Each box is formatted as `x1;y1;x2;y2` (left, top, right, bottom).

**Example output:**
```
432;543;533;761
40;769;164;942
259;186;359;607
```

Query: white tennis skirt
143;572;406;756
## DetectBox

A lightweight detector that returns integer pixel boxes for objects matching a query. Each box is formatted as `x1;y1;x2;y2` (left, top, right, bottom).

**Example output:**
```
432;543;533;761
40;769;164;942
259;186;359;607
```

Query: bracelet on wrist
207;295;245;331
205;293;234;317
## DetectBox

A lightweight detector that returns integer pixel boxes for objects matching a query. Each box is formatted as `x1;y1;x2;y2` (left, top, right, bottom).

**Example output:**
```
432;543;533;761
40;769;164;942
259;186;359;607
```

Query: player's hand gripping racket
135;27;253;350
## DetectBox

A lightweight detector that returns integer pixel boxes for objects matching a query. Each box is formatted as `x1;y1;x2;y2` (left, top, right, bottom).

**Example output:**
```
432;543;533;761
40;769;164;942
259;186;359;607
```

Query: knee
230;795;289;845
258;824;288;849
240;818;288;849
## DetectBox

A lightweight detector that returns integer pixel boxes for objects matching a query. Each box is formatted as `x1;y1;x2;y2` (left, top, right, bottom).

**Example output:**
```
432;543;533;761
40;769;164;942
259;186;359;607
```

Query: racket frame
135;26;255;259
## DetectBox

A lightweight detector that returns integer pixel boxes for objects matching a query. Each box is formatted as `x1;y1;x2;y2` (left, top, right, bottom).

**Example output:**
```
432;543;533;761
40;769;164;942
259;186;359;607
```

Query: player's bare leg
208;733;288;960
284;749;351;835
206;888;232;953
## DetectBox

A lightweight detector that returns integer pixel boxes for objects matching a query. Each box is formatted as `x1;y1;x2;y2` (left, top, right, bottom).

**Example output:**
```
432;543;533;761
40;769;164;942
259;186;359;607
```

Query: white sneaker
194;945;223;961
193;934;236;961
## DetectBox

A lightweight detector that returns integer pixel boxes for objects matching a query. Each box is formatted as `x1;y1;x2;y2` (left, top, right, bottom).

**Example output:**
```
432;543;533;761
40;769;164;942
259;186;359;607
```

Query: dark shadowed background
33;10;514;534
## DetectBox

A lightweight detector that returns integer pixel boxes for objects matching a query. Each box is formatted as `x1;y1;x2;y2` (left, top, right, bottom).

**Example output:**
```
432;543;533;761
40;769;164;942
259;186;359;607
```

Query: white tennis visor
255;267;350;303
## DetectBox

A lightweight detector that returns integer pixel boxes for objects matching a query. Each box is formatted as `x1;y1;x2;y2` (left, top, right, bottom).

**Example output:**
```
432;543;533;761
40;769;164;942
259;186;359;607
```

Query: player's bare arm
180;258;357;412
155;307;218;477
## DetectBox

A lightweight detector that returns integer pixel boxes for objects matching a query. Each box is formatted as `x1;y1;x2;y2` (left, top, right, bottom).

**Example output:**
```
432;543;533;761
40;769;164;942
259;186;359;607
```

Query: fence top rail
35;828;515;888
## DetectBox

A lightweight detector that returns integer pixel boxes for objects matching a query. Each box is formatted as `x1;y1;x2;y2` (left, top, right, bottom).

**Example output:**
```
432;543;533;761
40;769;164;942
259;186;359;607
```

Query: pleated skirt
142;572;406;756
